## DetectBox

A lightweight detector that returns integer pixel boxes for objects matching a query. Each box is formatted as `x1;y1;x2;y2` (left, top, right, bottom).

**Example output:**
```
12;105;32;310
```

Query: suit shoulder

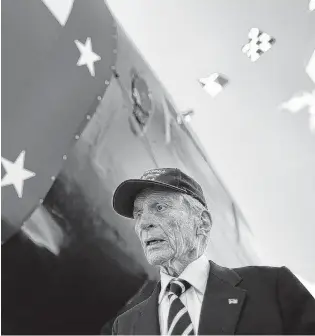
233;264;280;273
229;265;284;293
232;265;281;280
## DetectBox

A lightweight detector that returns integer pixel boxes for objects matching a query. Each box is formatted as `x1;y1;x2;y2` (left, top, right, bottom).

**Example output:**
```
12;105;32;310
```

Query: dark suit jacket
111;260;315;334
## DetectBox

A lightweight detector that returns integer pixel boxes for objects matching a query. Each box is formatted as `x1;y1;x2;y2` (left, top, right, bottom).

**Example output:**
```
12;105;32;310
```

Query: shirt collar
158;254;210;304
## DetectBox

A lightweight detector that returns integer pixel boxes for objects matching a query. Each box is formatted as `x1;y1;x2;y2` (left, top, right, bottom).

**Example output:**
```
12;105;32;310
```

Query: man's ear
196;210;212;236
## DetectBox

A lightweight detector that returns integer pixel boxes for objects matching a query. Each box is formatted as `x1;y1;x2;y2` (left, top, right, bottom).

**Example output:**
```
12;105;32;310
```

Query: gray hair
181;193;208;216
181;193;212;255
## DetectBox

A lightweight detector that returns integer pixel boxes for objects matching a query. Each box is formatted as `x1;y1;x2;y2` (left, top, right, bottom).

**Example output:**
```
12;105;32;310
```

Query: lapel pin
228;298;238;304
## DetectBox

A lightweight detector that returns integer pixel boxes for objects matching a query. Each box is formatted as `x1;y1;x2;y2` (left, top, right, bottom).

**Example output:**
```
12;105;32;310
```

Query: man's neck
159;252;201;277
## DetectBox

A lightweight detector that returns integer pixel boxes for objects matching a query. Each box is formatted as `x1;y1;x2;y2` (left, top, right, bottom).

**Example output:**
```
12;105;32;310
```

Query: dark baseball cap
112;168;207;218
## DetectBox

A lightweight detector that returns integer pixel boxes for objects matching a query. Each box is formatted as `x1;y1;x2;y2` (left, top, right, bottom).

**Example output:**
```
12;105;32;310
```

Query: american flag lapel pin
228;298;238;304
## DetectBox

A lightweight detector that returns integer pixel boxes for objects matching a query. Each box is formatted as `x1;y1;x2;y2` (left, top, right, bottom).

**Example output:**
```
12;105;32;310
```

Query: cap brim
112;179;187;218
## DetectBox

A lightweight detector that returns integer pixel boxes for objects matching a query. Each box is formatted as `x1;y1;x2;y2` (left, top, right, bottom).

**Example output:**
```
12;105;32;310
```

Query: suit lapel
133;261;247;335
198;260;247;335
134;281;161;335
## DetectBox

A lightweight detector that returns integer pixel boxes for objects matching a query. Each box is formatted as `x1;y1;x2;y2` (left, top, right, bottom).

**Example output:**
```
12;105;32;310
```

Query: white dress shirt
158;254;210;335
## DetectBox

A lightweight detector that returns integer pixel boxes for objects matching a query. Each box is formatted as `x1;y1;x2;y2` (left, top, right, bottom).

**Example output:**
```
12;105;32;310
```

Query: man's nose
136;215;157;232
138;220;156;231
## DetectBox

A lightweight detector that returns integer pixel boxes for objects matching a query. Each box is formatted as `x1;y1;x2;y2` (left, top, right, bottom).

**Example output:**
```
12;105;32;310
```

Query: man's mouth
144;238;166;247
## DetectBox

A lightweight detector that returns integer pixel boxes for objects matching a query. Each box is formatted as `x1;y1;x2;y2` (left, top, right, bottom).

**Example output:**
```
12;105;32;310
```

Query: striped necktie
167;279;194;335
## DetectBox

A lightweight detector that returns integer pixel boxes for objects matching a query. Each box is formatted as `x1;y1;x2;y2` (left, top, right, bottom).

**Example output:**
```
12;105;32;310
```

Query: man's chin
145;251;172;266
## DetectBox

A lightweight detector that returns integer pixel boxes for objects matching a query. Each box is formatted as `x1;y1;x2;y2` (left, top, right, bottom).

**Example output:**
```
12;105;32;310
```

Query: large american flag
1;0;117;242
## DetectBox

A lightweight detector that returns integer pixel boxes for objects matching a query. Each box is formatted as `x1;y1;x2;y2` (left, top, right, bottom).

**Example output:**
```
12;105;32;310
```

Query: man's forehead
134;189;180;206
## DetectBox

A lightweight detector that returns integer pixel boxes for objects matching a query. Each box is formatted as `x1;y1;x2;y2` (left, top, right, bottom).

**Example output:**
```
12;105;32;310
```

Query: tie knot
168;279;191;297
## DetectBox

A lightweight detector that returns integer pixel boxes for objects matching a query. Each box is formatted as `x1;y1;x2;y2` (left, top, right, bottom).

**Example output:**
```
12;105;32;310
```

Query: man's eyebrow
153;198;174;206
133;195;176;210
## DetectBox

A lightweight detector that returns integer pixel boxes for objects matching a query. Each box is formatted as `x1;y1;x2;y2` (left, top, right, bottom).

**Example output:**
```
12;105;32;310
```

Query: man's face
133;189;198;266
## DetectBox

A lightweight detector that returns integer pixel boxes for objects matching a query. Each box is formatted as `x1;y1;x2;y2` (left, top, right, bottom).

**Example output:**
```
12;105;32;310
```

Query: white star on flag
75;37;101;77
1;150;36;198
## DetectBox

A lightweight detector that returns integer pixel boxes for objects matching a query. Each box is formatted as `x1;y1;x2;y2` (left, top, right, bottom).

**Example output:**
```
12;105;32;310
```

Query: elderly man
110;168;315;335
